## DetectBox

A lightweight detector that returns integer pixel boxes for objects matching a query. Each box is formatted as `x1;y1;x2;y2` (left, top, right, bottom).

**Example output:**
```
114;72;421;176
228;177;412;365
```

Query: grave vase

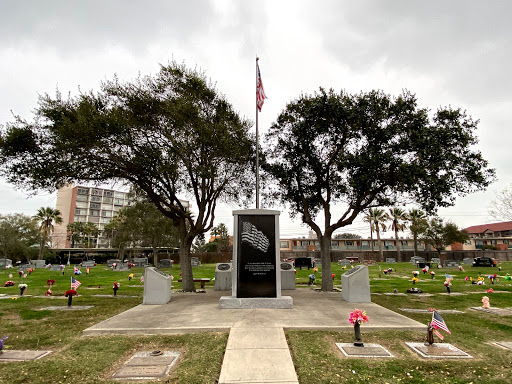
67;296;73;307
353;323;363;346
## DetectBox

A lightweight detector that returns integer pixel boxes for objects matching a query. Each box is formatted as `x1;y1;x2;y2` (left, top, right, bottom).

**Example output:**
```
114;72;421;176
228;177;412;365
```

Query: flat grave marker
406;342;472;358
111;351;180;380
39;305;94;311
336;343;394;358
493;341;512;351
399;308;464;314
470;307;512;316
0;350;52;361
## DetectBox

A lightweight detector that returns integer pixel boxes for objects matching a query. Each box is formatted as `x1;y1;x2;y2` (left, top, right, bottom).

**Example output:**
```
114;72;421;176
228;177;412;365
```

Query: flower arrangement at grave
412;271;419;277
8;273;12;278
128;273;134;281
482;296;490;308
23;273;27;278
18;270;23;277
113;282;120;296
488;274;498;284
28;268;34;275
348;309;369;346
383;268;393;275
308;273;316;285
505;274;511;281
412;277;419;284
0;336;7;354
477;276;485;285
4;280;15;287
18;283;27;295
487;288;494;293
65;289;77;306
422;266;429;274
458;265;464;272
444;276;453;293
45;279;55;296
430;270;436;279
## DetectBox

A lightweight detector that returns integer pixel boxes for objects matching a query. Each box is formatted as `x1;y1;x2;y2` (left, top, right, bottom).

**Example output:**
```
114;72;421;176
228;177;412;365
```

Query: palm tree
33;207;63;260
363;213;375;253
389;207;407;262
407;208;428;256
367;208;388;261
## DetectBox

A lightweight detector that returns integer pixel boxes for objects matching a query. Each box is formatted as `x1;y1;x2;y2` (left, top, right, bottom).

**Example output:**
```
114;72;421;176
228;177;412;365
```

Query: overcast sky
1;0;511;238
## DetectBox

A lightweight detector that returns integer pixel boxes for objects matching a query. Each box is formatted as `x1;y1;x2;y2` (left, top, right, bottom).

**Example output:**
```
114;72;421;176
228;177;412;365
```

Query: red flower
65;289;77;297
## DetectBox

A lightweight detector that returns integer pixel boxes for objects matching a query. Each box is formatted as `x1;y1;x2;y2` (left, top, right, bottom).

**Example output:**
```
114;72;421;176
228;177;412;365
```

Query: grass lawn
0;261;511;383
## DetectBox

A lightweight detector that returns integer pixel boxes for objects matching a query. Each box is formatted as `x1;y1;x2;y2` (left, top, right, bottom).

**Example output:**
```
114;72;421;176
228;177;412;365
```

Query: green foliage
0;213;41;263
210;223;231;251
106;199;180;261
334;233;362;239
66;221;99;248
0;61;255;291
421;217;469;252
264;88;493;290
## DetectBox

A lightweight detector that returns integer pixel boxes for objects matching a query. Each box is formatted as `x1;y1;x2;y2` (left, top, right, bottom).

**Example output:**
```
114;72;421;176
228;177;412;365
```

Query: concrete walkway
83;289;425;383
218;327;299;384
84;289;425;335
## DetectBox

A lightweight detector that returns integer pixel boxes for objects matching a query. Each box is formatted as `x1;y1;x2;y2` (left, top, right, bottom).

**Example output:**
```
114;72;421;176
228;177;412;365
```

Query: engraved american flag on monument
241;221;270;253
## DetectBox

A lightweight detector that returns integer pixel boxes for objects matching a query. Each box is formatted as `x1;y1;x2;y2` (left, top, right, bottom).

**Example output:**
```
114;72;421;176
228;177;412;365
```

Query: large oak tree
263;88;494;291
0;62;254;291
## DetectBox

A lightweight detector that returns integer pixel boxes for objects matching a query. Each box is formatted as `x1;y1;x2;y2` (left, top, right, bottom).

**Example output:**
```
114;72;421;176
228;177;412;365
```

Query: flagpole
255;56;260;209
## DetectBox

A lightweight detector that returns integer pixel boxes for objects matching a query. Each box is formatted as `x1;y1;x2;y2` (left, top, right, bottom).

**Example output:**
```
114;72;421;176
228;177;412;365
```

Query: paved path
219;327;299;384
83;289;425;383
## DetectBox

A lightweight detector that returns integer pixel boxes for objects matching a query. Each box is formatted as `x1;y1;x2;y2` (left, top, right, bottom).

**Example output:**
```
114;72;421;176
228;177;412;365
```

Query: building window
90;209;100;217
104;191;113;197
101;210;112;218
76;195;88;202
77;188;89;195
91;196;102;202
75;208;86;216
280;241;289;249
90;202;101;209
114;192;126;198
114;198;124;205
103;197;113;204
91;189;102;196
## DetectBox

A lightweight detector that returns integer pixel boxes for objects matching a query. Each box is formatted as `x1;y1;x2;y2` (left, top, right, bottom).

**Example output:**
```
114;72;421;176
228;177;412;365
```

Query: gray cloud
0;0;217;53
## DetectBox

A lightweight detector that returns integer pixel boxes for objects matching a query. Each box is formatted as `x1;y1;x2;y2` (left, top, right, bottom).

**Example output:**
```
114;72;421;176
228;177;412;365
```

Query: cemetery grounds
0;261;511;383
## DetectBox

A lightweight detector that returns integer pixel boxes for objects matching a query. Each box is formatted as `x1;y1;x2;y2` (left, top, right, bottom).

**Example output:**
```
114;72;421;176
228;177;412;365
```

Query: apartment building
52;184;189;249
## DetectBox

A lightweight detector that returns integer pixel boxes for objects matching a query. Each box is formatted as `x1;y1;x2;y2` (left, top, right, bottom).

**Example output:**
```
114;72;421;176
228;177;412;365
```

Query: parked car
472;257;497;267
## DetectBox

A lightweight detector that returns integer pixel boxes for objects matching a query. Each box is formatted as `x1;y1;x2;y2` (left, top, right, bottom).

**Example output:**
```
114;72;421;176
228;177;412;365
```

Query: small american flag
71;277;81;290
140;274;144;283
431;310;451;334
256;62;267;112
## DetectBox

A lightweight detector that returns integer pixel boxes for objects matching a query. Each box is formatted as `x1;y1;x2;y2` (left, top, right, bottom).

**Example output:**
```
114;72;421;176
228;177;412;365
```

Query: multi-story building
52;184;189;249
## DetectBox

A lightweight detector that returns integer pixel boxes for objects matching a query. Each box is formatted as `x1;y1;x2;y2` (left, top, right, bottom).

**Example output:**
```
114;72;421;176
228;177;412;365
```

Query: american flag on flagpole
431;310;451;334
71;277;81;290
256;62;267;112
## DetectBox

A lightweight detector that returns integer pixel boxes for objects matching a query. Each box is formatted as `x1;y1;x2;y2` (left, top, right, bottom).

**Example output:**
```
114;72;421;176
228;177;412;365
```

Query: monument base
219;296;293;309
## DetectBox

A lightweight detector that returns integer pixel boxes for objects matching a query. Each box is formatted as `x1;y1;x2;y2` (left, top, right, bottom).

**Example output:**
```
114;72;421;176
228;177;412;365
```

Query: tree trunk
395;228;401;262
413;233;418;257
38;237;45;260
179;235;195;292
370;226;374;253
376;228;383;261
153;246;158;267
319;235;333;291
